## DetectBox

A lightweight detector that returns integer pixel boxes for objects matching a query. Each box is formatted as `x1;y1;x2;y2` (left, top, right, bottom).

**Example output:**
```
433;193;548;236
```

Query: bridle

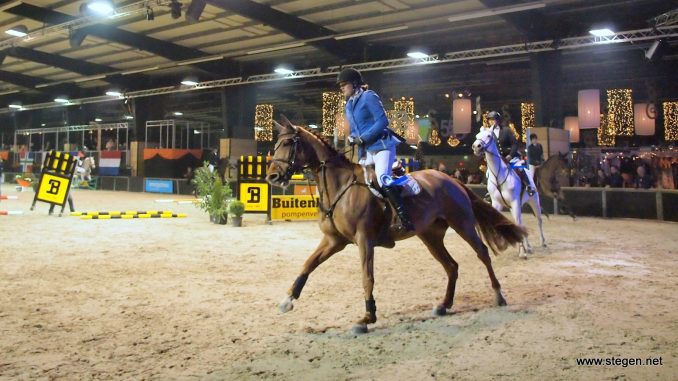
475;127;512;191
271;132;304;182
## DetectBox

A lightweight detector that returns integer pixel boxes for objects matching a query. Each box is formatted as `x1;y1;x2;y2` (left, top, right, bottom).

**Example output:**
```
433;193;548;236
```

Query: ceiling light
41;123;46;126
448;2;545;23
589;28;615;37
87;1;115;16
177;56;222;66
106;91;122;97
9;104;22;109
174;112;183;116
335;25;409;40
124;115;134;120
407;51;428;59
308;124;318;129
95;118;102;122
274;67;294;75
5;25;28;37
181;80;198;86
247;42;306;55
54;98;69;103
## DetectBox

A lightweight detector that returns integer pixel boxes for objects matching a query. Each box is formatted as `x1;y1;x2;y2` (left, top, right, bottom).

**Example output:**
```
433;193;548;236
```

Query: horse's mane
298;126;352;165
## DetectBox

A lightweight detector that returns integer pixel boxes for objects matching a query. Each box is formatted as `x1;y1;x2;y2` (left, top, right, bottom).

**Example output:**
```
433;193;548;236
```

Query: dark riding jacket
493;125;519;158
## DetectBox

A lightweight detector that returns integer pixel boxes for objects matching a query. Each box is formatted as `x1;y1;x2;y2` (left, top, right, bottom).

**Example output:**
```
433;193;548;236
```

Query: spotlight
407;51;428;59
170;1;182;19
146;6;154;21
645;39;665;62
589;28;614;37
274;67;293;75
5;25;28;37
87;1;115;16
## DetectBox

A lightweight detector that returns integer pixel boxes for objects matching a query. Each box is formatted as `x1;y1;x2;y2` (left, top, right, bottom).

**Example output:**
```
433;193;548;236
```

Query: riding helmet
487;111;502;121
336;68;364;85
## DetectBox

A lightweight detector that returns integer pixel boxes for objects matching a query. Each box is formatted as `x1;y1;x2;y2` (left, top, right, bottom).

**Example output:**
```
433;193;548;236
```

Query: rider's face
339;82;354;98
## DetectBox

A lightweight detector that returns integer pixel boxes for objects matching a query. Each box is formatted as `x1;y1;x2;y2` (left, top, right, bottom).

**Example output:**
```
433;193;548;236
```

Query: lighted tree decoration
254;104;273;141
607;89;634;136
322;92;345;137
429;128;441;146
447;136;460;147
597;113;615;147
520;102;535;142
664;101;678;141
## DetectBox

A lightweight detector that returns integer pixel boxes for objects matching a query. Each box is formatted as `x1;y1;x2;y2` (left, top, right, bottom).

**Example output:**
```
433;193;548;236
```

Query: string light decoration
664;102;678;141
482;111;490;127
429;128;441;146
394;97;414;115
607;89;634;136
405;120;419;144
597;113;616;147
388;97;415;136
508;121;520;140
520;102;535;142
254;104;273;141
322;92;345;137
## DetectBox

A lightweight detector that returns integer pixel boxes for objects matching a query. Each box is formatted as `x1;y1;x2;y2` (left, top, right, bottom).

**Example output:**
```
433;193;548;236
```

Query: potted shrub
192;162;232;224
229;199;245;227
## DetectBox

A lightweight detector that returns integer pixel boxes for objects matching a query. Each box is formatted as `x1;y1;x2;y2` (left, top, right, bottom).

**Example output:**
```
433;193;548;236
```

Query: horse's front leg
279;235;347;313
510;197;531;257
352;232;376;334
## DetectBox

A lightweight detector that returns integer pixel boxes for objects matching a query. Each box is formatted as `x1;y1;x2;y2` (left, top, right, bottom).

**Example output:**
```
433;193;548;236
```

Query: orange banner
143;149;203;160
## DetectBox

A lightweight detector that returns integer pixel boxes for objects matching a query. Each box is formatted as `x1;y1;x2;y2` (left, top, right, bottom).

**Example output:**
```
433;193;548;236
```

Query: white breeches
359;147;396;187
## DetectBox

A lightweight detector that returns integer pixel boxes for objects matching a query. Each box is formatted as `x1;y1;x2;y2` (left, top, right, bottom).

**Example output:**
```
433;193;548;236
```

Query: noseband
272;132;303;182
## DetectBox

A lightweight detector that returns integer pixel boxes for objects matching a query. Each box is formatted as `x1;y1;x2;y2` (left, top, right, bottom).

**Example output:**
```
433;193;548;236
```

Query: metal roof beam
4;25;676;113
3;2;238;76
205;0;367;62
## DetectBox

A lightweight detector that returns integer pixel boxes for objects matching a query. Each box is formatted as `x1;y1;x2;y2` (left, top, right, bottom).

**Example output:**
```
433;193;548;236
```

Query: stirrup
527;187;536;196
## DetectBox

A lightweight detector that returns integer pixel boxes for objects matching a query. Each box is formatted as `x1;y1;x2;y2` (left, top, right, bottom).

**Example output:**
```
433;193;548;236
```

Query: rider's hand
348;135;364;146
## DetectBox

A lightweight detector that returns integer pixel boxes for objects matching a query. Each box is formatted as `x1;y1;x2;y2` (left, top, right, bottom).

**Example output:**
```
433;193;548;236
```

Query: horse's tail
459;182;527;255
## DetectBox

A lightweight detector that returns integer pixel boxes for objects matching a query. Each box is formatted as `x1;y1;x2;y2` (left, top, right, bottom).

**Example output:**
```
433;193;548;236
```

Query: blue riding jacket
345;89;397;158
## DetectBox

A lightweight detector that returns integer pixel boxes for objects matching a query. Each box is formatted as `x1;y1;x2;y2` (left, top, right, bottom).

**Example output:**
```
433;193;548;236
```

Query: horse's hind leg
528;196;546;247
451;218;507;307
417;220;459;316
279;234;347;313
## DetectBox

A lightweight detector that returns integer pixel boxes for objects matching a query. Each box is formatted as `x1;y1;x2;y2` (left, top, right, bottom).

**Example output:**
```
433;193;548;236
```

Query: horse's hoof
433;305;447;316
351;324;368;335
279;296;294;313
497;296;507;306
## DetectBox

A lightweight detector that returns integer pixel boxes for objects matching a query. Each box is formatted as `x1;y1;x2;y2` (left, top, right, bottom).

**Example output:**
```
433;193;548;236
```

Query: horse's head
472;127;495;156
266;116;315;188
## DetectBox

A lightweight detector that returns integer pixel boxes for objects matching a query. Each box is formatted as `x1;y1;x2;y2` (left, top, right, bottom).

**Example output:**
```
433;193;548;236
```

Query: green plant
192;162;232;219
228;199;245;217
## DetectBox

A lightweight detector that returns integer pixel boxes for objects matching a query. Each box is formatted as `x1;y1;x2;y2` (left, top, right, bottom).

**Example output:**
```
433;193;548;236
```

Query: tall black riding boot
382;185;415;232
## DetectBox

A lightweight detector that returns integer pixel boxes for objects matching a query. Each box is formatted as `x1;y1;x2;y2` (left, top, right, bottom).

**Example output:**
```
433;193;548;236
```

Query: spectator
634;165;654;189
593;168;610;188
453;169;463;181
608;165;623;188
526;133;544;176
437;161;449;174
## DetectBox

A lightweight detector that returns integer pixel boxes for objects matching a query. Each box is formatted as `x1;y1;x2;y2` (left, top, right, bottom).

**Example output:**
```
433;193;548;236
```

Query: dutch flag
99;151;122;176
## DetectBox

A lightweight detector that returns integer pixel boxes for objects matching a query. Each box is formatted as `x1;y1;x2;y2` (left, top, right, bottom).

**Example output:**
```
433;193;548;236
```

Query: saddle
362;161;422;199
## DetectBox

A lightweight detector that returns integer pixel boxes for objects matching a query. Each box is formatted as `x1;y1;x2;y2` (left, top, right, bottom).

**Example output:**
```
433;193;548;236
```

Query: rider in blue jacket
337;68;414;231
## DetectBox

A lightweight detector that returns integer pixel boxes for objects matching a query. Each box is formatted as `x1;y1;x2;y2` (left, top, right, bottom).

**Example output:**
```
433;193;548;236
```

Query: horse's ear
280;114;297;131
273;120;285;132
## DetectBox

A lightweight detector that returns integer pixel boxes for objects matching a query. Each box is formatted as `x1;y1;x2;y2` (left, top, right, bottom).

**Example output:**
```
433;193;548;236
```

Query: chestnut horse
266;118;526;334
